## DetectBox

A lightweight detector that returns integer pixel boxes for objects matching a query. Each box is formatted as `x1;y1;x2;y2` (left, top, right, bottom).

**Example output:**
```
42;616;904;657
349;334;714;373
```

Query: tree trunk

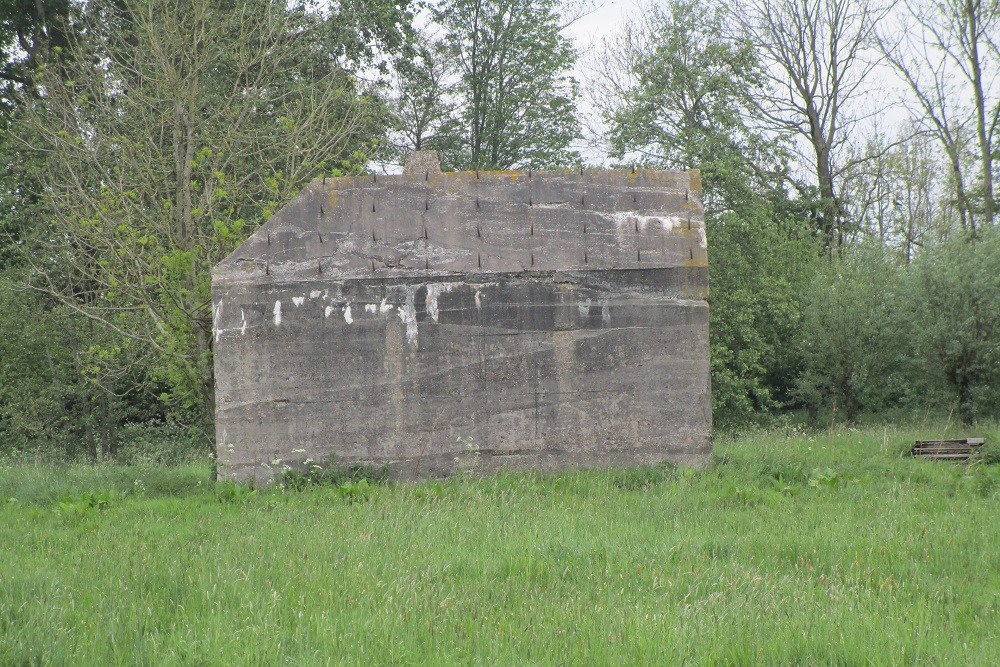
815;142;839;251
967;0;993;230
957;374;975;426
85;399;98;462
99;389;118;459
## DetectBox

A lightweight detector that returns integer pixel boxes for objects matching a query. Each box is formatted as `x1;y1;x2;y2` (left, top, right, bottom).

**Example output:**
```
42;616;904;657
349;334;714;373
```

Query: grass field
2;424;1000;665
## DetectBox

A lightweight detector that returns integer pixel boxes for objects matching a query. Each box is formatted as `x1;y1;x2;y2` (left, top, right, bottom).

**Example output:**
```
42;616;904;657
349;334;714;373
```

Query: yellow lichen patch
642;170;680;188
425;170;446;187
491;169;523;181
685;256;709;268
444;171;478;187
326;189;338;208
326;175;355;190
688;169;702;193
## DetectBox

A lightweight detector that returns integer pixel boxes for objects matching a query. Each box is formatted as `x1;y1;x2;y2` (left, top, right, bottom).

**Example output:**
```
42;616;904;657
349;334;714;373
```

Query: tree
17;0;388;435
0;0;76;108
707;201;818;427
910;229;1000;425
431;0;581;169
592;0;784;211
839;126;948;261
0;276;81;455
388;30;463;161
320;0;415;72
879;0;1000;237
794;243;916;423
732;0;890;249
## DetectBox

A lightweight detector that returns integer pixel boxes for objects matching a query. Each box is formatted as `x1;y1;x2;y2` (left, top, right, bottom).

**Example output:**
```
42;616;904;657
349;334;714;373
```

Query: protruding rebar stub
403;150;441;176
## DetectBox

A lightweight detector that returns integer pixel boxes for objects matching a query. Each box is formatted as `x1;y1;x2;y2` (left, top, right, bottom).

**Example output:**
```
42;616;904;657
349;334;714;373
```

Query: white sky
564;0;913;166
564;1;636;164
387;0;915;171
564;1;634;49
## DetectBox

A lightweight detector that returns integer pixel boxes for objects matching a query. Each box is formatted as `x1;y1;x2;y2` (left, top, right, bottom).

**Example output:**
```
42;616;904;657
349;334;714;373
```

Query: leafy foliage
909;229;1000;424
708;204;817;427
793;231;1000;425
598;0;777;189
429;0;581;169
0;0;76;110
15;0;388;429
794;244;918;422
388;30;464;160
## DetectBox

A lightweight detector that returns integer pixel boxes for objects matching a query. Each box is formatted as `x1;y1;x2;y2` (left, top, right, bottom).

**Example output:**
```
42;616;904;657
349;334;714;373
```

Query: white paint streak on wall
474;290;482;311
310;290;322;299
397;289;418;347
610;212;634;244
379;298;392;314
292;296;305;307
578;299;592;317
215;325;248;340
343;303;353;324
365;304;377;314
601;300;610;323
273;300;282;326
214;304;250;341
667;215;687;231
324;305;334;318
425;283;456;322
609;211;685;245
212;301;222;341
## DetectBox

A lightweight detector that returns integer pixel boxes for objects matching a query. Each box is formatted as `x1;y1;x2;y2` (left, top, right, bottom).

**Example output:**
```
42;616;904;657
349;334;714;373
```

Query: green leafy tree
0;277;79;454
910;230;1000;424
321;0;415;72
430;0;581;169
389;30;464;160
593;0;780;207
707;200;817;427
0;0;76;109
794;243;918;423
16;0;389;435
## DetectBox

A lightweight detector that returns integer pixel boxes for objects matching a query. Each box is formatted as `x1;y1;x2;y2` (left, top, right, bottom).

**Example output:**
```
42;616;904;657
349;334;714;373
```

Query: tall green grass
2;424;999;664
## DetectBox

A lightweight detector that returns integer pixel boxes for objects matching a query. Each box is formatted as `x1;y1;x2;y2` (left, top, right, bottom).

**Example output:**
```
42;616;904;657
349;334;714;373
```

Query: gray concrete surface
212;160;711;483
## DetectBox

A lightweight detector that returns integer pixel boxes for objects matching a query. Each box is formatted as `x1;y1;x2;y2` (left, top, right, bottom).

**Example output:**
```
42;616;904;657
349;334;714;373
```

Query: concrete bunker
212;152;711;483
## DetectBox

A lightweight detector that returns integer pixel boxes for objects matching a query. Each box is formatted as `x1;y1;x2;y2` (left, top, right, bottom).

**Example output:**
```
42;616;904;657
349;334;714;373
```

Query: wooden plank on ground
911;438;986;462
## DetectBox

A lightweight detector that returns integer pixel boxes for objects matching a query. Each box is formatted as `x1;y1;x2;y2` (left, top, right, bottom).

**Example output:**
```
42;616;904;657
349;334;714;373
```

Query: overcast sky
565;1;633;47
563;1;637;164
388;0;912;171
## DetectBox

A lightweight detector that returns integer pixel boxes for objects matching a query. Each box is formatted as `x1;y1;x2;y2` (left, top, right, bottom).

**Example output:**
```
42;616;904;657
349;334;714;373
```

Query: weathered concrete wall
213;165;710;483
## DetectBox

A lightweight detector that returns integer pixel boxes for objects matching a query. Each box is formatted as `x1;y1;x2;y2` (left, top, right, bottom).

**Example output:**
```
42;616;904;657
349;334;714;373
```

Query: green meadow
2;425;1000;665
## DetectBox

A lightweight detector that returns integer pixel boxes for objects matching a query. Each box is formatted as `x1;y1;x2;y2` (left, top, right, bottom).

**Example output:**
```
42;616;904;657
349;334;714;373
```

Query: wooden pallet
911;438;986;461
